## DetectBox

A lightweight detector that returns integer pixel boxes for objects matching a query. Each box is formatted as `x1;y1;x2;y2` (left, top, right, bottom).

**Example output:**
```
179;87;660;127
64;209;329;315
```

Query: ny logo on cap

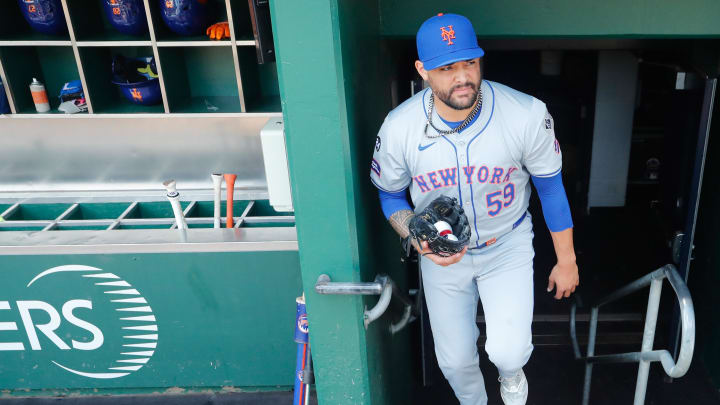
130;88;143;102
440;26;455;45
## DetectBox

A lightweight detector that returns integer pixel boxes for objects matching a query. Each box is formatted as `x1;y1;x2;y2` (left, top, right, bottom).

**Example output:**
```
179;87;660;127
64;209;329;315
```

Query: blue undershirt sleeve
378;189;412;220
531;173;573;232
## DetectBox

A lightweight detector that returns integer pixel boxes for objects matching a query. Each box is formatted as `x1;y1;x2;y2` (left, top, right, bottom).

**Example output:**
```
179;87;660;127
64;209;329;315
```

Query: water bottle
30;78;50;113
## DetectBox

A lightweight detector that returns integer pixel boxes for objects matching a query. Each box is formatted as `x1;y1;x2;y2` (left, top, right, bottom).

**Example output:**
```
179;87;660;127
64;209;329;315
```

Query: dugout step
418;343;720;405
476;312;646;347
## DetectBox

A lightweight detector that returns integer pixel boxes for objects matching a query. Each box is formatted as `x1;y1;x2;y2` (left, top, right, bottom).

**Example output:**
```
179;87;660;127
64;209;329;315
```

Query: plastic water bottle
29;78;50;113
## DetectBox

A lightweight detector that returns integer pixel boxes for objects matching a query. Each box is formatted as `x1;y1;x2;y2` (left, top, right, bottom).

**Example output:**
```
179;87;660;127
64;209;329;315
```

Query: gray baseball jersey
370;80;562;249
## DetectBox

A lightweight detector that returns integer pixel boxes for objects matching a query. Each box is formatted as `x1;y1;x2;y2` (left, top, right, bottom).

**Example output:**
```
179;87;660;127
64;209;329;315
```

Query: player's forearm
389;209;414;239
549;227;576;264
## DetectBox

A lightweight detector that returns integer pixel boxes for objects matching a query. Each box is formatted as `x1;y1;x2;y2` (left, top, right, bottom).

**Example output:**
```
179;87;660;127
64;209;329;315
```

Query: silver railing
315;274;417;334
570;264;695;405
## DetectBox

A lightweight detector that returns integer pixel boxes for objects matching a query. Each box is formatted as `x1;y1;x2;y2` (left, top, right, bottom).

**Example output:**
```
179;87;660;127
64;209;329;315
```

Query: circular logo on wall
297;314;309;334
13;265;159;379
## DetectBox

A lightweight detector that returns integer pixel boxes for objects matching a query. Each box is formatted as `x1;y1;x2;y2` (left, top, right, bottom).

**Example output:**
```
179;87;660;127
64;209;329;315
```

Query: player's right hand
419;241;467;267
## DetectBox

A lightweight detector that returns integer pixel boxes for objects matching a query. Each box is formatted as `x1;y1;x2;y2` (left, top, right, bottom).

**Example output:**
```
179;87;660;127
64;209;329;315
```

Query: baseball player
370;13;580;405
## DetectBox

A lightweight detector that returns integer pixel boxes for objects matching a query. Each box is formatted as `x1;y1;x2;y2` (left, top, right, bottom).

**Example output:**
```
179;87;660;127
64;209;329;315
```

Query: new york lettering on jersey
370;80;562;248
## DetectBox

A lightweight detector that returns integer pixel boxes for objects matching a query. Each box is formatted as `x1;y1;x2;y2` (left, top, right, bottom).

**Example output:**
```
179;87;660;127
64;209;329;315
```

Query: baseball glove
408;196;471;257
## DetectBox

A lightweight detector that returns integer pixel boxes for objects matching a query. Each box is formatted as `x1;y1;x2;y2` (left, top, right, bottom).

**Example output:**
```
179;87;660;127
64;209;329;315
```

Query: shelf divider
76;41;153;47
143;0;170;114
0;57;17;114
60;0;95;114
0;41;72;47
225;0;247;112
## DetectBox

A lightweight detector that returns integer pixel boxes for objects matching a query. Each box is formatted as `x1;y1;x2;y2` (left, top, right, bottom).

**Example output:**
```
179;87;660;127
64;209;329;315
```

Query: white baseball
434;220;457;240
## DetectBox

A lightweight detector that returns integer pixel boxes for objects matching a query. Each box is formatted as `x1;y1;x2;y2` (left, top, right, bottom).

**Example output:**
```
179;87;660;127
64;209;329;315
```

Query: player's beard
435;80;480;110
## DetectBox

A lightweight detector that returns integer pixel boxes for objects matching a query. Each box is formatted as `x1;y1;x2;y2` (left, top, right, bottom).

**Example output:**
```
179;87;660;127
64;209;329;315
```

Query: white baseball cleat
499;369;528;405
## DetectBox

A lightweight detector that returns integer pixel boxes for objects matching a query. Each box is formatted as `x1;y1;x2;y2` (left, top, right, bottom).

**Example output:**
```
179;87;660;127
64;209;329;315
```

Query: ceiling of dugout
379;0;720;38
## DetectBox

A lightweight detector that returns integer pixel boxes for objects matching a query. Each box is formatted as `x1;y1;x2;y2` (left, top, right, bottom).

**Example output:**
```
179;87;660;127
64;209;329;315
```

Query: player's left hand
547;260;579;300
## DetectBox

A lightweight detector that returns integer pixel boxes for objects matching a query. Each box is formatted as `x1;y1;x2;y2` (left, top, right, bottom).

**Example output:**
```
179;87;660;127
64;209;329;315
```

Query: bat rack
0;198;297;254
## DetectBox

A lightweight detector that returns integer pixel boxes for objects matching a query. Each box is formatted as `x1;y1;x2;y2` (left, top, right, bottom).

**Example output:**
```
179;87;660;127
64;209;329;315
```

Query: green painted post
269;1;373;403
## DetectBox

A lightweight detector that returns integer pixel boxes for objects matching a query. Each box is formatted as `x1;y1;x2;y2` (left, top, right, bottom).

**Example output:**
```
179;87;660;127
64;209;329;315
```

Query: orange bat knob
224;173;237;228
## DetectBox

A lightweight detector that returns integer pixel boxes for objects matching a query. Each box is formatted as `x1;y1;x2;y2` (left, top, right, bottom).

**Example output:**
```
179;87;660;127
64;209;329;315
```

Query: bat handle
163;179;187;230
211;173;223;229
224;174;237;228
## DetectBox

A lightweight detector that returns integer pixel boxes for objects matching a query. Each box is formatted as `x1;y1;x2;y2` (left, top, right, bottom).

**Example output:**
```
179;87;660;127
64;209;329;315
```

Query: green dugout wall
0;251;302;391
271;1;720;404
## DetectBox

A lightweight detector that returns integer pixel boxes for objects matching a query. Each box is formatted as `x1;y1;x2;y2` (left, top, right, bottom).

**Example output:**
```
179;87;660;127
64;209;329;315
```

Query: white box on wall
260;118;294;212
587;51;639;208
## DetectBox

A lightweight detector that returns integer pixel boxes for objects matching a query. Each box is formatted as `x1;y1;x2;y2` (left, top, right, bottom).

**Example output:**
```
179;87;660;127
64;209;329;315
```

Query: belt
468;211;528;252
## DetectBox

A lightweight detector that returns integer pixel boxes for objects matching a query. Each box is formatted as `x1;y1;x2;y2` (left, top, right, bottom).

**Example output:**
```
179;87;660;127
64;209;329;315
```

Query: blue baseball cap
416;13;485;71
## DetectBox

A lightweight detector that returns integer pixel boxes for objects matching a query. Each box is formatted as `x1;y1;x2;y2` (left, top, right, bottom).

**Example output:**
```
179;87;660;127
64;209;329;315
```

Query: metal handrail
315;274;417;333
570;264;695;405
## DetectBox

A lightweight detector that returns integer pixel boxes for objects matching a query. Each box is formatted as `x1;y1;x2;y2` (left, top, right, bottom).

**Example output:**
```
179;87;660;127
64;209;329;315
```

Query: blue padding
531;173;573;232
378;189;412;220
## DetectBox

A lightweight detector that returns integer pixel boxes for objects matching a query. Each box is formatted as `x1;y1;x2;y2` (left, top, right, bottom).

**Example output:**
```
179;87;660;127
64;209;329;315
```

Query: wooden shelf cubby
0;0;280;116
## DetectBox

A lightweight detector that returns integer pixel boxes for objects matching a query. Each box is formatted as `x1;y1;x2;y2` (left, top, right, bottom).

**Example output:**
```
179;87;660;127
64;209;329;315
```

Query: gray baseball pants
420;215;535;405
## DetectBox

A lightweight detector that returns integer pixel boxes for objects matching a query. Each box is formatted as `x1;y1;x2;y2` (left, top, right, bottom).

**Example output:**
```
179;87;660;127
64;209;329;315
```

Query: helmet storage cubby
158;45;241;113
65;0;152;42
0;0;279;115
78;45;163;114
0;45;80;114
147;0;229;43
0;0;70;42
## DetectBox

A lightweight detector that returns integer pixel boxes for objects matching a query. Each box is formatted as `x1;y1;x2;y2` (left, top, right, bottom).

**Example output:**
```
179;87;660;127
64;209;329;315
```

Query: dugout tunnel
1;1;720;405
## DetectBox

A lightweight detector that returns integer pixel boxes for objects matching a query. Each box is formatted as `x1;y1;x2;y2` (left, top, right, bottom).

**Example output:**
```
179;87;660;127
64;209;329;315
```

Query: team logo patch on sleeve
375;136;381;152
544;112;554;130
371;159;381;176
554;138;561;154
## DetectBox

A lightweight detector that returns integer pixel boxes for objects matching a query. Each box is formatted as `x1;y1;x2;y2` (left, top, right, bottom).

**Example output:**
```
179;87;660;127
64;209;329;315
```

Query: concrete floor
0;392;317;405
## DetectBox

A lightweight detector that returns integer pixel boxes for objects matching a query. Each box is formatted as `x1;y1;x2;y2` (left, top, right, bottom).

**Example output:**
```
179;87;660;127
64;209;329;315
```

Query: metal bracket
315;274;417;333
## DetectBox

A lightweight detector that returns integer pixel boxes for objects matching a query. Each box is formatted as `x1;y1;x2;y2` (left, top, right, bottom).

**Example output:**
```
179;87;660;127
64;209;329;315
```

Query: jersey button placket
459;140;469;207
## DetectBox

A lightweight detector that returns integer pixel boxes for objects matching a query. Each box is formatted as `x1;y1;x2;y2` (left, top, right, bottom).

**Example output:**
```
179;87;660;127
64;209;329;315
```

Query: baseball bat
211;173;223;228
224;173;237;228
163;179;187;230
303;346;313;405
293;295;310;405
